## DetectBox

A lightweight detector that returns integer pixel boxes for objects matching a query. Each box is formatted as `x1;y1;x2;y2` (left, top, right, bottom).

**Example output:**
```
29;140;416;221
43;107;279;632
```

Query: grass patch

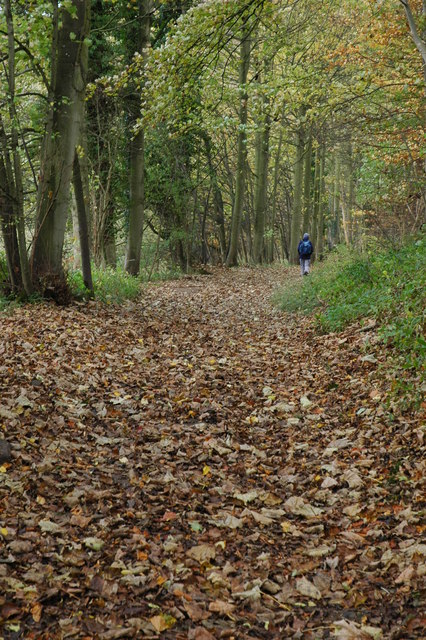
67;263;183;303
275;236;425;371
68;266;142;304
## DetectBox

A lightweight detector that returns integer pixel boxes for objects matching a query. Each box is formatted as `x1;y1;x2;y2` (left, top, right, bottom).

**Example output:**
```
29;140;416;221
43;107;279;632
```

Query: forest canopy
0;0;424;297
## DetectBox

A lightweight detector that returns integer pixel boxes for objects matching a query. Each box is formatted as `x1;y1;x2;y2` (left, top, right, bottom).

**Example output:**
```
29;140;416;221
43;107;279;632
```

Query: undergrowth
68;266;141;303
275;236;425;372
67;264;183;303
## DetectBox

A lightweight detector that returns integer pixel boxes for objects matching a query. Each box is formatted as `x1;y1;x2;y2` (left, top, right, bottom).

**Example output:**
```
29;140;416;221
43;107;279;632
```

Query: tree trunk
226;31;251;267
125;0;153;276
400;1;426;83
341;141;354;246
311;145;321;256
253;88;271;263
73;152;94;294
267;115;285;263
203;133;227;260
103;215;117;268
316;144;326;259
332;153;341;245
31;0;90;289
289;125;305;264
4;0;32;295
0;155;22;292
302;131;313;234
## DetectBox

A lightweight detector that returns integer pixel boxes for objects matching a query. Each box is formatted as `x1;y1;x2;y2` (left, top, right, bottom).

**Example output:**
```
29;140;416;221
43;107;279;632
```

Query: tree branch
400;0;426;66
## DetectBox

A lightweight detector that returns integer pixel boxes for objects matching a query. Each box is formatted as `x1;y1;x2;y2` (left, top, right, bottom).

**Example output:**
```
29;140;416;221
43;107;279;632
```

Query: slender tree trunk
4;0;32;294
400;0;426;83
203;133;226;259
103;215;117;268
226;30;251;267
316;144;326;259
0;155;22;292
125;0;153;276
332;153;341;245
73;152;93;294
400;1;426;203
267;115;285;263
31;0;90;288
253;94;271;263
289;124;305;264
311;145;321;257
341;141;354;245
302;131;313;234
71;192;81;269
79;121;92;247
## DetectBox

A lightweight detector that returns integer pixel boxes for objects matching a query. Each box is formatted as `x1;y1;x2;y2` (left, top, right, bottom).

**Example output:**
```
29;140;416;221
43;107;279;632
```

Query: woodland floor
0;267;424;640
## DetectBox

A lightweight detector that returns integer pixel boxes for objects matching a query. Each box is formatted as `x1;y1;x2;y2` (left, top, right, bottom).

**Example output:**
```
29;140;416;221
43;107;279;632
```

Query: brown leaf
188;628;216;640
208;600;236;615
183;601;210;622
186;544;216;564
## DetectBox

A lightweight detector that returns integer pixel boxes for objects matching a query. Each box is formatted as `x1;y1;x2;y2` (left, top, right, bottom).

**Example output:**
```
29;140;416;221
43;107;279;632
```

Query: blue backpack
299;240;312;258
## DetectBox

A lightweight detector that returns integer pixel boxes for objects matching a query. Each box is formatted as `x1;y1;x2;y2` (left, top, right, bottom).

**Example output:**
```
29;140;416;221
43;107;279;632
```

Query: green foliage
68;259;183;303
275;237;426;370
68;266;141;303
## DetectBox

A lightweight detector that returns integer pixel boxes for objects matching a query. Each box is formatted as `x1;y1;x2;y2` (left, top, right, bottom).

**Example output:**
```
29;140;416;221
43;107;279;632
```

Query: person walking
298;233;314;275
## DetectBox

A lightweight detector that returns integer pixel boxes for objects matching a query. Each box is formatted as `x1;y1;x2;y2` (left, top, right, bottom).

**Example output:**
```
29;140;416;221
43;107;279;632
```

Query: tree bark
316;144;326;259
31;0;90;288
0;155;22;292
253;76;271;264
332;153;341;245
302;131;313;234
311;145;321;256
289;124;305;264
4;0;32;294
341;141;354;246
125;0;153;276
400;1;426;82
203;133;227;260
73;152;94;294
267;114;285;263
226;30;251;267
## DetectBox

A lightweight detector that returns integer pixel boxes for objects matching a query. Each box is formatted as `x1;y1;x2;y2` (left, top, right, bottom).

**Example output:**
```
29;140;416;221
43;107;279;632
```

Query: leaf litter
0;266;424;638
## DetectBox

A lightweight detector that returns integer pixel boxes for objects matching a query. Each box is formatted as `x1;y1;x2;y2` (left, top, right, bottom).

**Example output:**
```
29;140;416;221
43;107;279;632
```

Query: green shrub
275;236;425;370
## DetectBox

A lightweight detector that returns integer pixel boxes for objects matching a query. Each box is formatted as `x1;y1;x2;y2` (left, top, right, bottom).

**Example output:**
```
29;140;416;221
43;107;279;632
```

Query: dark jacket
298;239;313;258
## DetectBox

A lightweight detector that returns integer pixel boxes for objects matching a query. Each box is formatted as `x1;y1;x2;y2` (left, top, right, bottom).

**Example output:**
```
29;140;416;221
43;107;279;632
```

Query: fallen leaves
186;544;216;564
295;576;322;600
0;267;424;638
284;496;324;518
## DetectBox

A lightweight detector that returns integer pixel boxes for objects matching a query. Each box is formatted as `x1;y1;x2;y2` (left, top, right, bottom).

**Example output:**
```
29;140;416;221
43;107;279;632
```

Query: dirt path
0;267;424;639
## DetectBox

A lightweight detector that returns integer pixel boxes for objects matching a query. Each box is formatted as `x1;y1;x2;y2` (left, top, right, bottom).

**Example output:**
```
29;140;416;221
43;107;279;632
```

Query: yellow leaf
31;603;42;623
0;527;8;537
0;465;7;473
281;521;291;533
36;495;46;505
202;465;211;476
150;614;176;632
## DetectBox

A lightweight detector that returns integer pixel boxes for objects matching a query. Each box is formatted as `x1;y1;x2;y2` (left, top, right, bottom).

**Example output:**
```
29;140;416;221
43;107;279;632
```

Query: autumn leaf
150;613;177;632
